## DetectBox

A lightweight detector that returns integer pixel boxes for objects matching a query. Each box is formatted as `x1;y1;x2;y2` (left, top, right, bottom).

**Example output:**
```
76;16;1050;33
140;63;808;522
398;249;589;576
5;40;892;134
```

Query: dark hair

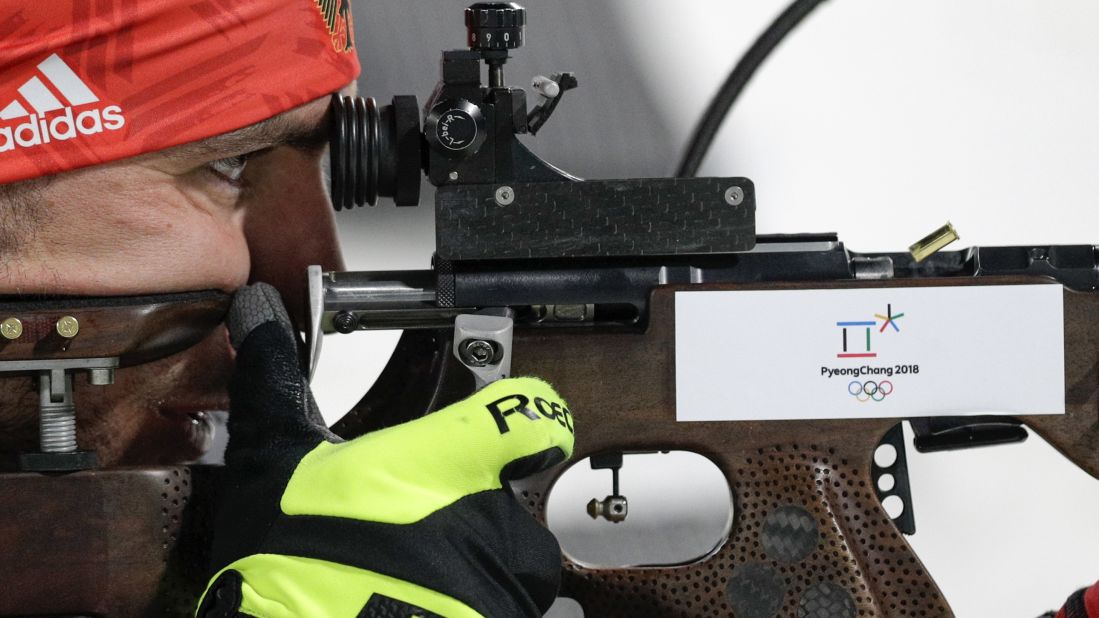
0;179;46;257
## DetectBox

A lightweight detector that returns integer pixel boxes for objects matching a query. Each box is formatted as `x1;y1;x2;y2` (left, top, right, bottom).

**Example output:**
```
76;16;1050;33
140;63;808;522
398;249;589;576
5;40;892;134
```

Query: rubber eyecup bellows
329;94;423;210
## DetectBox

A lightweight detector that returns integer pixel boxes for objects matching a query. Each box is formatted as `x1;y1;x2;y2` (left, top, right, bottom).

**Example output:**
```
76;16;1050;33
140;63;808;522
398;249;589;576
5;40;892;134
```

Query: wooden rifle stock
0;277;1087;616
339;276;1098;617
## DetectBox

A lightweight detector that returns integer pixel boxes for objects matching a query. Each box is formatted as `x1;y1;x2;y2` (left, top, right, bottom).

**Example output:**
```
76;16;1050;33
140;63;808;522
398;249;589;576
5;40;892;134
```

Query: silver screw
494;185;515;206
39;372;77;453
40;404;77;452
448;171;459;181
724;186;745;206
459;339;497;367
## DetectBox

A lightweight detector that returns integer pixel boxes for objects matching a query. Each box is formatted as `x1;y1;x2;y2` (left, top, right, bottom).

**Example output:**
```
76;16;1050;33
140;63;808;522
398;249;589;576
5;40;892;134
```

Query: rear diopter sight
329;94;422;210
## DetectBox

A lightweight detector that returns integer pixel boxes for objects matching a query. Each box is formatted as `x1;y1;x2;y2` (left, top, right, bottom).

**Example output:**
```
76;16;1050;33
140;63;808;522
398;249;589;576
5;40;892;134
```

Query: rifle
312;3;1099;616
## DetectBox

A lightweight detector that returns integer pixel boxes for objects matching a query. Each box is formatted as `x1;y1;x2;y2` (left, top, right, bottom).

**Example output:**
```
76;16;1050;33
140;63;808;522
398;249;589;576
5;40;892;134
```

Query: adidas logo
0;53;125;154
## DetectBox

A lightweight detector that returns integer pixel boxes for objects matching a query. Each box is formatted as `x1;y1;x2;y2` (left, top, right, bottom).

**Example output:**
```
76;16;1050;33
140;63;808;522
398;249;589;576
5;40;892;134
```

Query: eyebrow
162;110;331;161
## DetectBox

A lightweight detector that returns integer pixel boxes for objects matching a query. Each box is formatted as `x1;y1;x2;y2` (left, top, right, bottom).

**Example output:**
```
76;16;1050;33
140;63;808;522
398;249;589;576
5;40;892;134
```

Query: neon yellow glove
197;284;574;617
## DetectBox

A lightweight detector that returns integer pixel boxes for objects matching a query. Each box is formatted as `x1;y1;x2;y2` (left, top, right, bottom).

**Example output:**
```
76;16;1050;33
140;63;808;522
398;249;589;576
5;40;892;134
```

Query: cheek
28;180;252;295
59;212;251;295
148;209;252;292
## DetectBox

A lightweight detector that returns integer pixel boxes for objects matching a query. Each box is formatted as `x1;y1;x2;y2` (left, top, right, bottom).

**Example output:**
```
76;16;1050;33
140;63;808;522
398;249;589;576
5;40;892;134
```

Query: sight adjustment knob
465;2;526;51
425;99;487;158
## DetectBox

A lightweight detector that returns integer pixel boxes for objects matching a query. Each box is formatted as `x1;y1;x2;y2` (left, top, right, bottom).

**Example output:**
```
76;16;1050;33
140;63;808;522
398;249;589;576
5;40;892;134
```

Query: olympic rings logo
848;380;894;403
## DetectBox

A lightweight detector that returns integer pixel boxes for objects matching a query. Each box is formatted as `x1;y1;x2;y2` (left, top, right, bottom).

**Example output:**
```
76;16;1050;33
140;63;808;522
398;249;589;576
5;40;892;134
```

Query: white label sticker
675;284;1065;421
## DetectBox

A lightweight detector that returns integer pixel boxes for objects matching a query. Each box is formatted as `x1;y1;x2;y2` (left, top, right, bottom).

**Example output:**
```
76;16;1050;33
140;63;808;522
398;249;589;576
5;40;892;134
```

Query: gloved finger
279;377;575;524
225;283;331;455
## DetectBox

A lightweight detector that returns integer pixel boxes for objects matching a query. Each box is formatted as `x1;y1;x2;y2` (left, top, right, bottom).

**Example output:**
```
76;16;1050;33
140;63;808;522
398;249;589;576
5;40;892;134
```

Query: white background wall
314;1;1099;615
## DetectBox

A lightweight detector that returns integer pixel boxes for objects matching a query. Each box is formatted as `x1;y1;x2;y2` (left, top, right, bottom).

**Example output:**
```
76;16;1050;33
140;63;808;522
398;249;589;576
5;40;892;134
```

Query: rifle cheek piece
0;291;230;472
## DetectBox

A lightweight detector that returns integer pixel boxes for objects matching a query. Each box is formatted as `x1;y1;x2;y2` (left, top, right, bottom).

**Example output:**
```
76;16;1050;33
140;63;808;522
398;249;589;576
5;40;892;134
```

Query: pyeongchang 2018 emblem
834;303;904;358
825;304;909;403
0;53;125;154
313;0;354;52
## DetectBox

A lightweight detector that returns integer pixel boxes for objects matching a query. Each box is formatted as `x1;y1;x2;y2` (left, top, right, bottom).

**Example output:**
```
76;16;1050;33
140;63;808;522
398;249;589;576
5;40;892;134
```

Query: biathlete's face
0;90;349;465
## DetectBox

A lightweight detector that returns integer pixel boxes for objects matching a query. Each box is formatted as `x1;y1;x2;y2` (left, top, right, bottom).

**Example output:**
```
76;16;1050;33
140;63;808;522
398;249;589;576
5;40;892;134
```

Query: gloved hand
197;284;575;618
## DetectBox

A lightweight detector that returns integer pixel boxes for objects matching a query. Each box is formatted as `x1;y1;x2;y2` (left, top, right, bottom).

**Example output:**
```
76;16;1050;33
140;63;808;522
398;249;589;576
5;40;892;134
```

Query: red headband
0;1;360;185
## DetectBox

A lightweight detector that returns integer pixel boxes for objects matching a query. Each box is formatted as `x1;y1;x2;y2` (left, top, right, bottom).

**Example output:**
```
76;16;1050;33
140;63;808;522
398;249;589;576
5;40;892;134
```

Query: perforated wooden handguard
0;467;218;616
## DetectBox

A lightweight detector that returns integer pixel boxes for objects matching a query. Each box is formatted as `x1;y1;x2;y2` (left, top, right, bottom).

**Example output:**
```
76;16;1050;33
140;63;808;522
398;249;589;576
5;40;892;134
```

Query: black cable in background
675;0;831;178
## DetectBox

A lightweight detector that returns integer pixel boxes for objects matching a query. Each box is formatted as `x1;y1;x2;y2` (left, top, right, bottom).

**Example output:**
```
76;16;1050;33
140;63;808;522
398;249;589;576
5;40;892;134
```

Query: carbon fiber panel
435;178;755;260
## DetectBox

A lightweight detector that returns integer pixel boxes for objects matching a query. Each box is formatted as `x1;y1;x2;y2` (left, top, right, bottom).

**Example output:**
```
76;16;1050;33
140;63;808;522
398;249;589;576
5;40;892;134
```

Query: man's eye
207;154;250;184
